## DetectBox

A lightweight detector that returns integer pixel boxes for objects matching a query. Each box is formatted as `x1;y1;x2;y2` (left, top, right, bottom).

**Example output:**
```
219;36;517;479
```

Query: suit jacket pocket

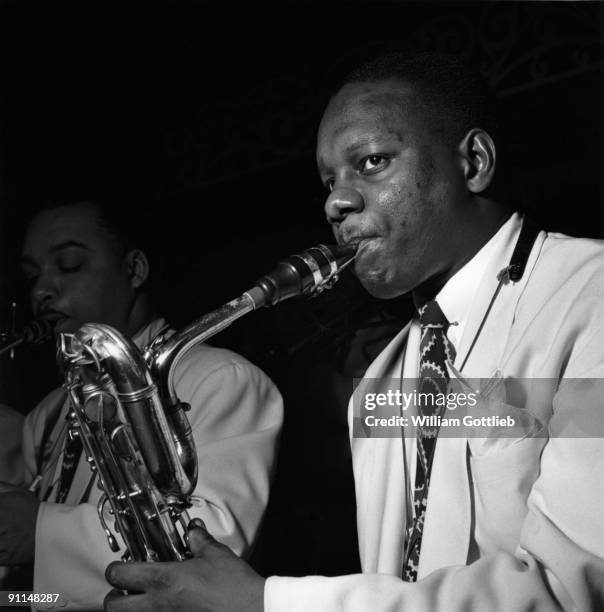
469;437;547;555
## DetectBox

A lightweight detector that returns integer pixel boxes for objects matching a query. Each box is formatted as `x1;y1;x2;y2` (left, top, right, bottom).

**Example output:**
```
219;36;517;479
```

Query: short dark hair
32;195;143;256
22;195;163;300
336;51;498;148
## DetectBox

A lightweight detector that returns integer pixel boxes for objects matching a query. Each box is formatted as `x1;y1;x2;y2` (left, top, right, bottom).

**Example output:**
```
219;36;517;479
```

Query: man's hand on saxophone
105;519;264;612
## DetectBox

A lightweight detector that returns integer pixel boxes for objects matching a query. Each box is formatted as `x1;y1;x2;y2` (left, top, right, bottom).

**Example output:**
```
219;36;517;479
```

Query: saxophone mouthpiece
246;243;358;308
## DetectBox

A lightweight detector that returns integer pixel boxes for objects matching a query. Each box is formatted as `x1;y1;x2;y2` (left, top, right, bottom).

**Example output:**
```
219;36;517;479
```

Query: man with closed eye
0;198;282;611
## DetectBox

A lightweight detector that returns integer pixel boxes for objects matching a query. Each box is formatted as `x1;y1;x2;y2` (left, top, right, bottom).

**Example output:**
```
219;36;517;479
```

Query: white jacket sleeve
173;347;283;556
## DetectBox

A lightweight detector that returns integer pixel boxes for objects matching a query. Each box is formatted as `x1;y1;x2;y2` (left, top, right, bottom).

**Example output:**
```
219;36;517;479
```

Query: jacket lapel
352;324;412;573
418;230;547;577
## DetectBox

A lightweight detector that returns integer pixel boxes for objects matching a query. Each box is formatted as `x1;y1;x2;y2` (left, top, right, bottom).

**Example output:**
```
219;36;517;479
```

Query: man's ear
458;128;496;193
125;249;149;289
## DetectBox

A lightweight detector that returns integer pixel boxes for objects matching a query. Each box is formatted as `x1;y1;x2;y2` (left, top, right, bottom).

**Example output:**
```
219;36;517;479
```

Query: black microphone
21;319;54;344
0;319;54;356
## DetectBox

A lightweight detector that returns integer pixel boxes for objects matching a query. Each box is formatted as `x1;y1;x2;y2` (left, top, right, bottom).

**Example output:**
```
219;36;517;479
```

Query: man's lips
38;311;67;322
336;236;380;275
339;233;378;247
340;236;378;256
36;311;69;331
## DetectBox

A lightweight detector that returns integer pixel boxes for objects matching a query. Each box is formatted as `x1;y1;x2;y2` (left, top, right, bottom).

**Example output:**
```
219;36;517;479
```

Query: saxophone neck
149;294;257;407
149;243;357;408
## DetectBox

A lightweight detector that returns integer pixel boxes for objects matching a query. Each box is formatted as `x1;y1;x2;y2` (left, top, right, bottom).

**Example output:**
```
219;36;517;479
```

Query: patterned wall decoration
411;1;602;97
159;1;602;192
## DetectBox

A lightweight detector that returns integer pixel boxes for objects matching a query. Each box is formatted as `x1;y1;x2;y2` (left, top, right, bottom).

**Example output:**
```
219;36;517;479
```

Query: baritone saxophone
56;243;357;562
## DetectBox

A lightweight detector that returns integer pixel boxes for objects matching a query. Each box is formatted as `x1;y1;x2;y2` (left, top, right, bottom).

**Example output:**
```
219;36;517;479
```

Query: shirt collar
131;316;169;350
435;212;523;342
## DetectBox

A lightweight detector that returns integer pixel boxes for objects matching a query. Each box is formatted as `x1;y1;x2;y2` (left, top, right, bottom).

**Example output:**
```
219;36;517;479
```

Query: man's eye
324;178;335;192
56;254;84;272
359;155;390;174
58;263;82;273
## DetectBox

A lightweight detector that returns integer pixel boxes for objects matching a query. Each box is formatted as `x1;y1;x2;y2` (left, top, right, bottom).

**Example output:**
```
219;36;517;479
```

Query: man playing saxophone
0;197;283;609
105;51;604;611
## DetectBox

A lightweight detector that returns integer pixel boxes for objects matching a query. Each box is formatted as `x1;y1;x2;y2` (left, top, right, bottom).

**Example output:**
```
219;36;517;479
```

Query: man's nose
31;273;58;307
324;188;364;225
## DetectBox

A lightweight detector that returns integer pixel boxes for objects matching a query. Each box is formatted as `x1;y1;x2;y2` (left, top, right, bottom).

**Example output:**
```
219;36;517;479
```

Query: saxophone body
59;325;196;561
57;243;357;562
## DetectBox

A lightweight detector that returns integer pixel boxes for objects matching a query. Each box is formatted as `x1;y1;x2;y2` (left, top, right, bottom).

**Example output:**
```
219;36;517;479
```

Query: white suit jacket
266;227;604;611
20;318;283;610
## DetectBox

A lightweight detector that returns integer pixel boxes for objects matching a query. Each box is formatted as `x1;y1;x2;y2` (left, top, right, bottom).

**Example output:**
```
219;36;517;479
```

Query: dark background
0;0;602;578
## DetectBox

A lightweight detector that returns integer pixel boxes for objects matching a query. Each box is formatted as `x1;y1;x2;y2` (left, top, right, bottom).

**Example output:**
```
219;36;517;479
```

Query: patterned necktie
402;300;456;582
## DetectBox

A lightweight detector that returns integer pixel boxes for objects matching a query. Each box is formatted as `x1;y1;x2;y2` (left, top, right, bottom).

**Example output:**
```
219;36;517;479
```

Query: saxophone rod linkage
152;243;358;407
